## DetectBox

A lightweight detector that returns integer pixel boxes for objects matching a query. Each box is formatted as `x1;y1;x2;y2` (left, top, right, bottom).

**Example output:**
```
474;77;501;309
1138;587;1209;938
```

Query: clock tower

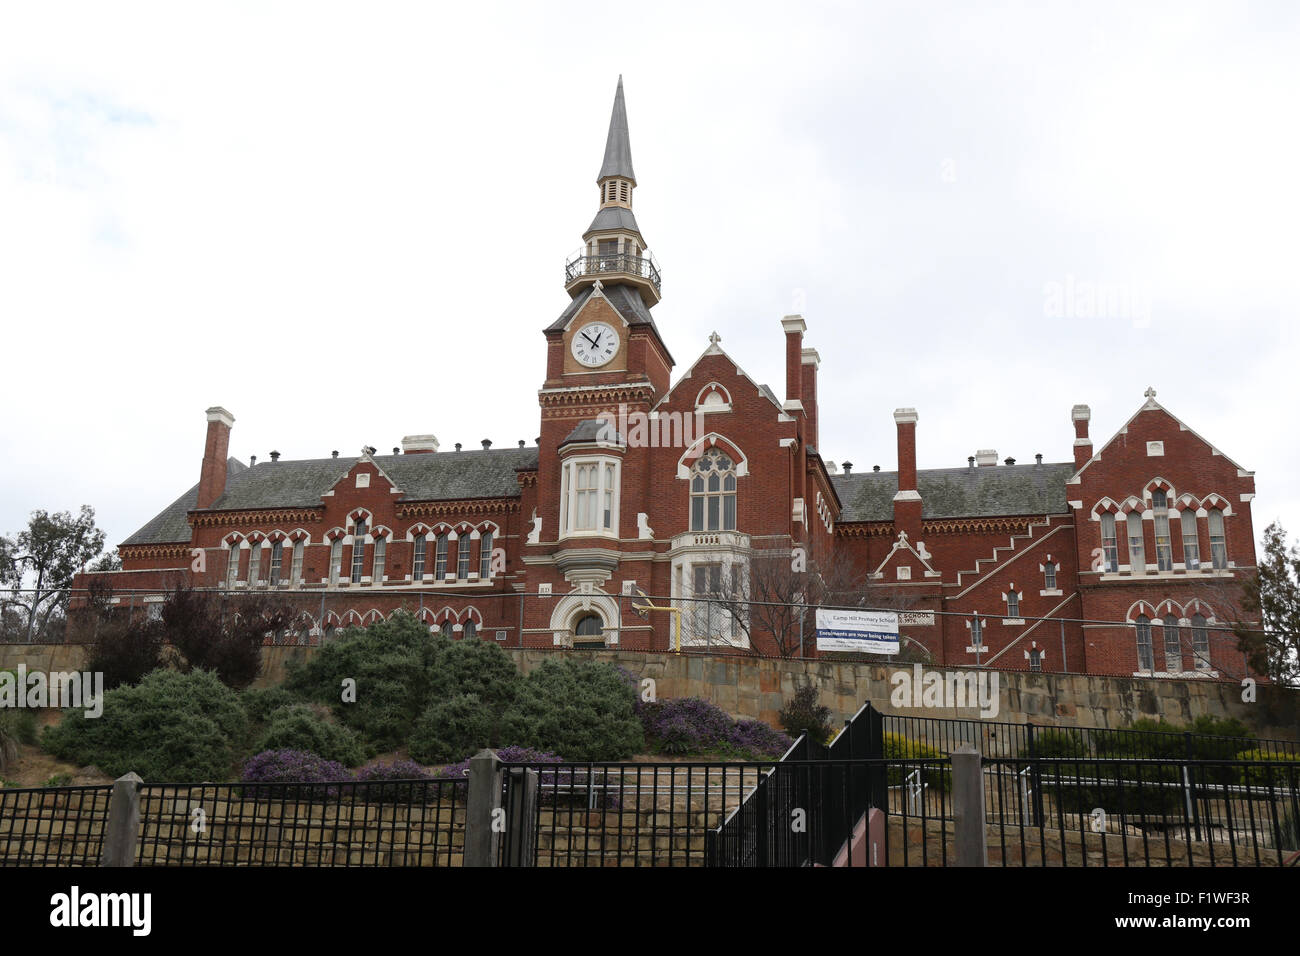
531;77;675;628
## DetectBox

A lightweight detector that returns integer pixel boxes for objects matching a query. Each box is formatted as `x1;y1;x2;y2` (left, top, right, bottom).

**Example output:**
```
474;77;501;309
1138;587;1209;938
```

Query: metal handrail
564;253;662;292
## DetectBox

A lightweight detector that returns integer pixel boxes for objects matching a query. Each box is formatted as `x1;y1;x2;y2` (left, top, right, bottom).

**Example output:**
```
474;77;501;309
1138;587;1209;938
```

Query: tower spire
598;75;636;184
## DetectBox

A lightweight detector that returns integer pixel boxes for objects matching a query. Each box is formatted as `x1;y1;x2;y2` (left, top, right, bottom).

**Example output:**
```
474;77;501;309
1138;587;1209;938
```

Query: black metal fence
0;784;113;866
134;779;467;866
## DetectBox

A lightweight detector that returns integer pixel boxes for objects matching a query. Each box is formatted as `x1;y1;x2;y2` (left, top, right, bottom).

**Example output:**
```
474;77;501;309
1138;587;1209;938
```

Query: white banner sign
815;608;901;654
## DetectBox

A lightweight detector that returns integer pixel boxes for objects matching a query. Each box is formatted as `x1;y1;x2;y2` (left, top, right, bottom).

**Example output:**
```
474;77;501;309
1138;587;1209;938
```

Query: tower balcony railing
564;251;662;296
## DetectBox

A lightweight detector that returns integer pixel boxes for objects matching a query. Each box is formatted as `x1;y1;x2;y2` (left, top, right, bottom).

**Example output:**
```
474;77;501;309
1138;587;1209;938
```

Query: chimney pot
1004;457;1016;466
455;443;462;452
270;450;280;462
1035;453;1043;465
332;450;339;459
841;461;853;474
393;447;400;455
873;465;880;472
518;440;525;448
482;439;492;450
250;455;257;467
968;456;976;468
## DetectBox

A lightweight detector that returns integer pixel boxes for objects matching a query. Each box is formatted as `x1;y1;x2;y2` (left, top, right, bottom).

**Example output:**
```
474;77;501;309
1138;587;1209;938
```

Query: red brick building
80;79;1260;680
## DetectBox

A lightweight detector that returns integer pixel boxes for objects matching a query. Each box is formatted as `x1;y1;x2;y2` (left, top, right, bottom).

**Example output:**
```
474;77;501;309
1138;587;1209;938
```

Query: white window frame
412;533;427;582
1191;614;1212;670
1100;512;1118;572
351;520;368;583
1043;562;1056;590
560;455;621;539
269;541;283;586
329;538;343;586
1127;512;1145;573
1208;509;1227;569
372;535;386;585
1180;510;1200;570
248;544;262;587
1163;614;1182;673
1135;616;1154;671
290;539;304;586
479;530;493;579
226;543;241;589
435;533;449;578
1152;491;1173;571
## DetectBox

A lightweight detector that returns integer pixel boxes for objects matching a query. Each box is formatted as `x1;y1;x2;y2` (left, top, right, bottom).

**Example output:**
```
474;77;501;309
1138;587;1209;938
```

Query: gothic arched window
1135;615;1154;671
690;448;737;532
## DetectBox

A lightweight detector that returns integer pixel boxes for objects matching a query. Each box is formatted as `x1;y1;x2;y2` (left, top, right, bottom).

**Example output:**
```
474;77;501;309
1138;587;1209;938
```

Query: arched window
573;613;604;648
1100;513;1118;572
1126;512;1145;573
1028;649;1042;672
371;535;386;584
435;533;449;578
225;544;241;590
1208;509;1227;569
970;617;983;647
290;539;304;586
1135;615;1154;671
479;531;494;578
1152;491;1172;571
329;538;343;586
1191;614;1211;670
1163;614;1182;673
1006;589;1020;618
351;519;368;583
412;533;427;582
464;619;477;640
690;448;737;532
268;541;283;586
440;620;454;638
1181;510;1200;570
249;544;262;587
457;536;471;579
1043;562;1057;590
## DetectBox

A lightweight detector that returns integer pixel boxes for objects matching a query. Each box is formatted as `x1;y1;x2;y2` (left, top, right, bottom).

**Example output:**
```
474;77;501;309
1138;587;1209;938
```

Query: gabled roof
832;462;1074;523
547;283;665;347
121;457;247;546
654;335;787;420
597;76;636;183
121;448;538;546
1072;391;1251;480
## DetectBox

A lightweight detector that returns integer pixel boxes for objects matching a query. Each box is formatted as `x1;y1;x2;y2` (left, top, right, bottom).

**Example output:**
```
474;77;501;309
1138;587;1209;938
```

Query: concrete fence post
100;772;143;867
950;745;986;867
465;749;503;867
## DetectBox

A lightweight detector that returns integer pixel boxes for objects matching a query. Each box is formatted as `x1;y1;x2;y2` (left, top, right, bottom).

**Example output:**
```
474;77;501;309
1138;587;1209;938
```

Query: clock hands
582;330;600;349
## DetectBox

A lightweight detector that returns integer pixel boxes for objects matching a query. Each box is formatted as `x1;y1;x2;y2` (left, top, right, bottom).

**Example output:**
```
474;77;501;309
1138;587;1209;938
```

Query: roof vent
518;440;525;448
332;450;339;459
1004;457;1016;466
841;461;853;475
270;451;280;462
392;447;400;456
873;465;880;472
975;449;997;467
1035;453;1043;465
482;439;492;450
455;443;462;452
249;455;257;467
968;456;976;469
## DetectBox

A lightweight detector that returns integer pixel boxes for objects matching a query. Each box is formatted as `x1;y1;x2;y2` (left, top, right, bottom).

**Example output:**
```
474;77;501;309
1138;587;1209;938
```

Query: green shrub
501;659;643;760
1235;749;1300;787
284;612;523;756
408;694;495;764
41;669;248;782
778;682;833;745
882;732;949;790
241;686;299;726
253;704;366;767
0;707;38;748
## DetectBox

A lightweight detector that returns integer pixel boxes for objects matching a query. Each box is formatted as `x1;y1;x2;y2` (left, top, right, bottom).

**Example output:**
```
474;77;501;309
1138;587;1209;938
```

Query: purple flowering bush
239;749;354;799
640;697;791;760
354;759;437;802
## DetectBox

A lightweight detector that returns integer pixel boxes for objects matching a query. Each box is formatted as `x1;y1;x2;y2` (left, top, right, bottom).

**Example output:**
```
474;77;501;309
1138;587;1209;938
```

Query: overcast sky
1;1;1297;554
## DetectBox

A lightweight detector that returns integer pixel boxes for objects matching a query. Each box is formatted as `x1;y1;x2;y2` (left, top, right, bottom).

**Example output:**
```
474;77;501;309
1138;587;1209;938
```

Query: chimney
781;315;806;410
1072;404;1092;470
402;434;439;454
800;347;820;449
893;408;922;542
841;461;853;475
975;449;997;467
249;455;257;467
197;407;235;510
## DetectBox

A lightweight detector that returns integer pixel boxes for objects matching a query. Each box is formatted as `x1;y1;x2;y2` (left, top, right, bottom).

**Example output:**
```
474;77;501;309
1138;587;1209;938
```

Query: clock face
571;321;619;367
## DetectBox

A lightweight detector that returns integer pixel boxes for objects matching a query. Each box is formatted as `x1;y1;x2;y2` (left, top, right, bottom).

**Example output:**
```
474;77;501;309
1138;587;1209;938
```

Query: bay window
560;455;621;537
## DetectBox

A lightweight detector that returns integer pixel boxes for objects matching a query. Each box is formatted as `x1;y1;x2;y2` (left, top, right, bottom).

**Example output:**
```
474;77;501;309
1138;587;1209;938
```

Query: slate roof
831;462;1075;522
561;419;625;446
121;457;247;547
547;283;662;339
597;76;636;183
122;448;538;546
585;205;641;237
